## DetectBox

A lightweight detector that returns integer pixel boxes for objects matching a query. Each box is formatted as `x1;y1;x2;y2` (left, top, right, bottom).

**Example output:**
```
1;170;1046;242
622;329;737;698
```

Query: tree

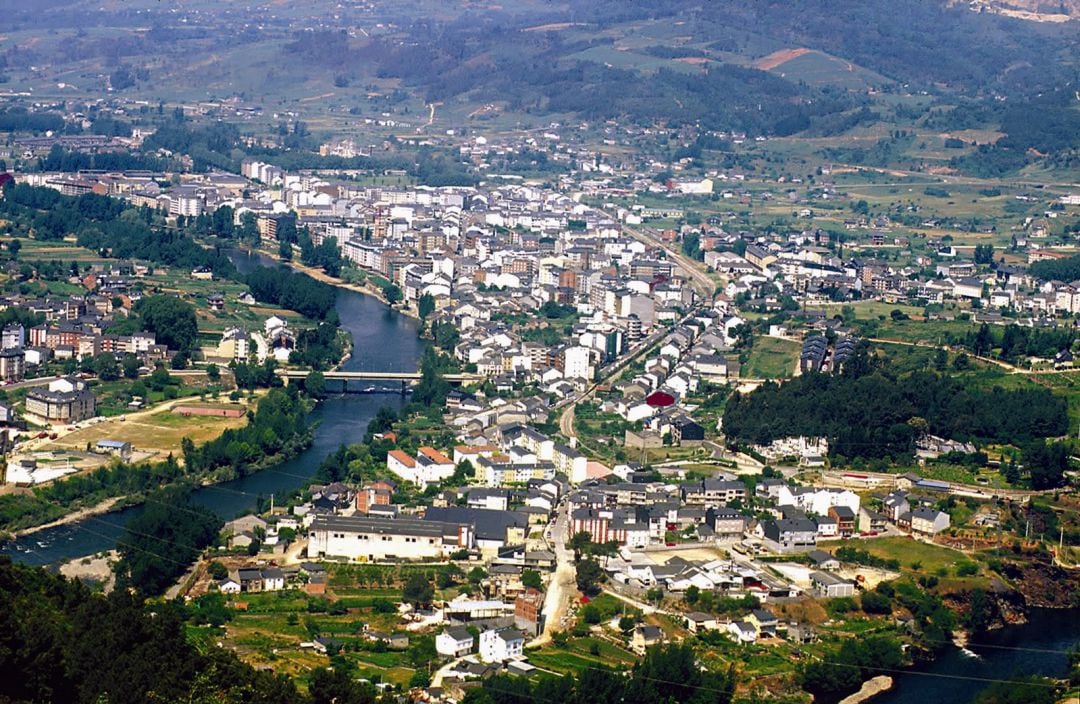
278;240;293;261
121;353;140;379
310;667;378;704
115;487;222;595
973;677;1057;704
137;295;198;354
402;574;434;608
974;244;995;265
171;351;189;370
305;370;327;398
522;569;543;590
383;283;403;304
859;590;892;615
205;363;220;382
91;353;119;381
207;561;228;580
568;531;592;558
575;558;604;595
1023;440;1068;490
684;584;700;605
418;293;435;319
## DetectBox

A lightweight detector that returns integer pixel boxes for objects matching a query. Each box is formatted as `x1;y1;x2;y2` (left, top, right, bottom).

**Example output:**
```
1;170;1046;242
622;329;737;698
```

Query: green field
820;536;965;575
763;50;891;90
743;337;800;379
527;637;638;674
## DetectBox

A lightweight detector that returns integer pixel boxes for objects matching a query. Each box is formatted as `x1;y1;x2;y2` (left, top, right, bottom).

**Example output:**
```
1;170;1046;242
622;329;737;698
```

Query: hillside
0;0;1078;167
960;0;1080;21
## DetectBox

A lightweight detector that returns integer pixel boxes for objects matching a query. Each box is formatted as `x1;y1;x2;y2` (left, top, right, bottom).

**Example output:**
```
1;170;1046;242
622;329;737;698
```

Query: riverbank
1;391;312;539
840;676;893;704
60;549;118;591
9;496;125;539
235;243;421;321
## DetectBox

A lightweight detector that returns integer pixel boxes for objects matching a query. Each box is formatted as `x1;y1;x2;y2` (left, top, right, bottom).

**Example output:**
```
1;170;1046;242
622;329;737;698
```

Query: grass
820;536;964;575
217;587;419;686
743;337;800;379
528;638;637;674
45;405;250;455
761;50;890;91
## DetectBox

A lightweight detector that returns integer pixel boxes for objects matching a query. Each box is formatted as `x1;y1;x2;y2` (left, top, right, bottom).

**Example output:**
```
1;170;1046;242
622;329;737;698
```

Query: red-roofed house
387;447;456;486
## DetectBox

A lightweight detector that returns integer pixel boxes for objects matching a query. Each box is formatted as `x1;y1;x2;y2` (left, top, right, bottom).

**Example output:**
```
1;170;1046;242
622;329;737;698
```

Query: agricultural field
756;49;891;90
215;587;420;687
527;637;638;674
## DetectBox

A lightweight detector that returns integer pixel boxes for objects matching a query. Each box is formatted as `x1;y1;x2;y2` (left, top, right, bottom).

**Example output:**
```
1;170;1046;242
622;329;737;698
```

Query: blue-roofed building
915;479;951;493
96;439;132;461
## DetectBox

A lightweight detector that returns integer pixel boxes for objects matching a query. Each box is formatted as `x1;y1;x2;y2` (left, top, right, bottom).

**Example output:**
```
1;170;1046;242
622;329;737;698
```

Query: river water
0;249;421;566
873;607;1080;703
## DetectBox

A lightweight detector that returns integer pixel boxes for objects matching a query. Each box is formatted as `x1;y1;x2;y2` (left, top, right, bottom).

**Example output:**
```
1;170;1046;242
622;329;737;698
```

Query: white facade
479;628;524;663
308;515;472;561
777;486;860;517
436;628;474;658
563;345;593;380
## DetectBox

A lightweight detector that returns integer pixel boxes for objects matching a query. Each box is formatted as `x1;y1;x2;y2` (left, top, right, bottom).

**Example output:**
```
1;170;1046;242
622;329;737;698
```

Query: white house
217;578;241;594
479;627;525;663
777;486;860;517
436;626;475;658
386;447;456;486
728;621;757;643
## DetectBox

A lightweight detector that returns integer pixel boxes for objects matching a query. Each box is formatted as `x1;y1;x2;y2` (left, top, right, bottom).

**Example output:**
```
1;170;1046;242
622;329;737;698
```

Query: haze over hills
0;0;1078;177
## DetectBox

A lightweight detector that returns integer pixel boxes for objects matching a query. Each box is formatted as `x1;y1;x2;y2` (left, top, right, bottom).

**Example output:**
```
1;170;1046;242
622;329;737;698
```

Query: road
529;500;577;648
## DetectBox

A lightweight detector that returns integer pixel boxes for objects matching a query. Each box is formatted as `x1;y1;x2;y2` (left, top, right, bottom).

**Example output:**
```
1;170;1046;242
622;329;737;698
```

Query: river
874;607;1080;704
0;248;421;566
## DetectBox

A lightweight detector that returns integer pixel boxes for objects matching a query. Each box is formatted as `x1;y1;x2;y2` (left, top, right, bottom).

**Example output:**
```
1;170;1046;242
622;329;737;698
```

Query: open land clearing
42;402;251;457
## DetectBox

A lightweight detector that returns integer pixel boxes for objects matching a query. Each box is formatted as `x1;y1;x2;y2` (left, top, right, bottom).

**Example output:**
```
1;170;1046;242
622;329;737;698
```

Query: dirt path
754;47;812;71
529;502;577;648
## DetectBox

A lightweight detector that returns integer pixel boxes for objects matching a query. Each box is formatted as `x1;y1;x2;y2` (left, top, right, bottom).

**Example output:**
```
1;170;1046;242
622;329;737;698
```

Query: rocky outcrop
1006;560;1080;608
942;580;1028;631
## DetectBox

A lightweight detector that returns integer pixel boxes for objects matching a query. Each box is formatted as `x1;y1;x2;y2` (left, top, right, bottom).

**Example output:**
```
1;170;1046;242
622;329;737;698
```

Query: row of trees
180;386;310;476
957;323;1076;364
246;266;339;321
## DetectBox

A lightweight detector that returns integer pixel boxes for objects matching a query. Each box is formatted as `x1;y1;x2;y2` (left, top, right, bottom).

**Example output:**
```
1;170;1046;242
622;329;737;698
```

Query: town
1;2;1080;703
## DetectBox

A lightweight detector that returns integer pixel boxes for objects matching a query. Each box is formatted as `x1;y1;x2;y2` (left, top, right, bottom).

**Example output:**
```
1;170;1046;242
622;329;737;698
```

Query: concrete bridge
275;369;482;387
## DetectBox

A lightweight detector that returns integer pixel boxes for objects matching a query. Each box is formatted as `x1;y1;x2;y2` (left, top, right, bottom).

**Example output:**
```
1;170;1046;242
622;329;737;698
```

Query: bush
827;596;858;616
956;562;979;577
860;590;893;615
